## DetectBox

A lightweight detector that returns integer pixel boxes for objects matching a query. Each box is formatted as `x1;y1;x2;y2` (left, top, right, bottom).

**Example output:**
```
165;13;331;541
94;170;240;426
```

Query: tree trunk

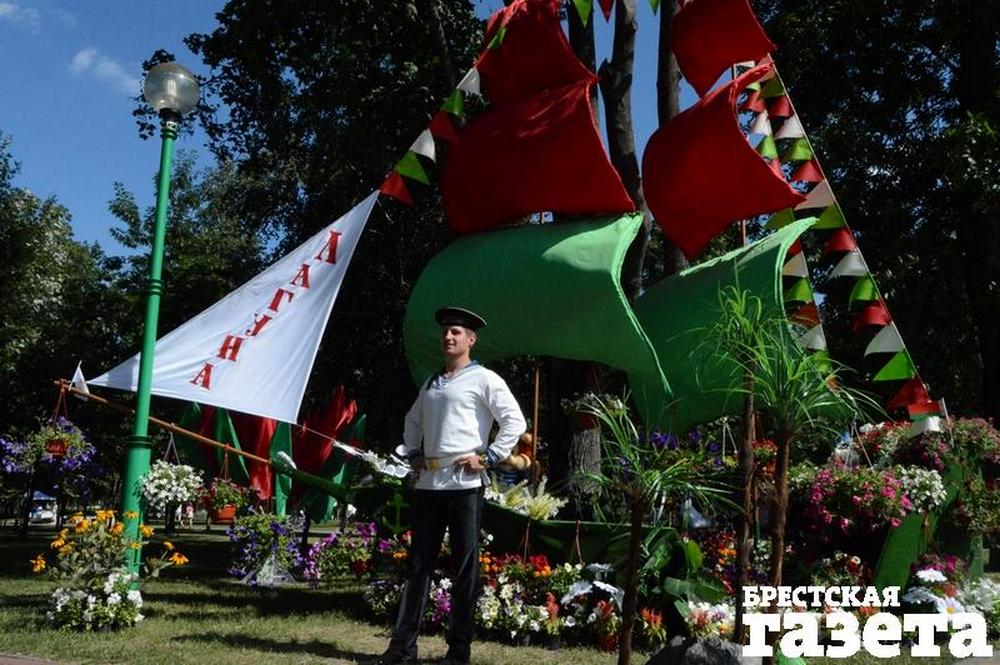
569;426;602;516
655;0;689;276
734;388;755;644
618;489;645;665
598;0;648;302
423;0;456;89
769;432;791;587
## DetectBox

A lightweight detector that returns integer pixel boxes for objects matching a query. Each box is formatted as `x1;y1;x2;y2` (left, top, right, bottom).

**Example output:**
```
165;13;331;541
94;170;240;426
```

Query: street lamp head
143;63;200;118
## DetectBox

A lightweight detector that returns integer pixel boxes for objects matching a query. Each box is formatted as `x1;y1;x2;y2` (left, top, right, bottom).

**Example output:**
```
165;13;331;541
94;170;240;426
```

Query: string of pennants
568;0;661;26
736;61;941;428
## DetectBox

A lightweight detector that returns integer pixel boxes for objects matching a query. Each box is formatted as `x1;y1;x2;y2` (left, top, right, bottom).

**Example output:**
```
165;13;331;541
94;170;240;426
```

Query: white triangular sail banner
90;191;380;424
410;130;437;162
864;322;905;357
775;114;805;139
831;250;868;278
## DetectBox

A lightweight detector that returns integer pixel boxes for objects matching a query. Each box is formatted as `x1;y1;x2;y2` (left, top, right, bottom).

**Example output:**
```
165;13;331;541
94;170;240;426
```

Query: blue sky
1;1;691;254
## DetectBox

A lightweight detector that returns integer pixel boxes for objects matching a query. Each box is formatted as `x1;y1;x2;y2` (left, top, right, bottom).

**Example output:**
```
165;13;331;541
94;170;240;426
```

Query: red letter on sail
246;313;272;337
217;335;244;362
290;264;311;288
268;288;294;313
191;363;213;389
315;232;342;264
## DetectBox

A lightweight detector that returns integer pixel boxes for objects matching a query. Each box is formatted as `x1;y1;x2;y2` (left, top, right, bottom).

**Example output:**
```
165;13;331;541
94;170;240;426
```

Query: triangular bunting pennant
765;208;796;230
865;322;905;357
751;111;772;135
849;275;878;305
873;351;917;382
784;277;814;303
813;348;833;374
457;68;481;96
761;76;785;98
428;110;459;143
768;95;793;118
814;204;846;229
908;416;942;436
767;158;783;178
831;250;868;277
852;300;891;331
887;378;931;410
572;0;592;26
791;159;824;183
782;137;813;162
796;179;835;210
774;114;805;139
798;324;827;350
790;302;820;327
908;402;942;418
740;89;767;113
782;252;809;278
598;0;614;20
788;239;803;255
650;0;660;13
441;89;465;117
379;172;413;205
395;151;430;185
409;130;437;162
757;134;778;159
487;23;507;50
823;229;857;255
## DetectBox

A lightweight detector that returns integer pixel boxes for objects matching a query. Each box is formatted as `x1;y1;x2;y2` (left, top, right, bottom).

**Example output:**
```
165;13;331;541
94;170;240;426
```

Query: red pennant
230;412;277;501
599;0;614;20
380;172;413;205
822;229;857;255
768;95;793;118
887;379;931;411
767;158;783;178
789;302;820;327
907;401;942;418
441;80;633;235
642;62;805;259
791;159;824;183
740;89;766;113
671;0;776;97
428;110;459;143
477;0;593;104
787;239;803;256
852;300;891;331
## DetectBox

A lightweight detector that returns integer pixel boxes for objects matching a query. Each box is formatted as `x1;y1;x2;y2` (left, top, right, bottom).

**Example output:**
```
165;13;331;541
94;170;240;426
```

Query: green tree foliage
755;0;1000;417
134;0;484;442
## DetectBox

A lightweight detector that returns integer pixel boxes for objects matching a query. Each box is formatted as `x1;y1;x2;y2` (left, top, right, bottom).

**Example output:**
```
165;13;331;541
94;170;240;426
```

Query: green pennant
849;275;878;305
814;204;846;229
649;0;661;13
761;77;785;98
765;208;795;230
781;137;813;162
487;23;507;50
395;151;430;185
572;0;592;26
441;89;465;117
784;277;814;303
269;422;292;517
873;351;917;382
746;81;762;92
813;348;833;375
757;134;778;159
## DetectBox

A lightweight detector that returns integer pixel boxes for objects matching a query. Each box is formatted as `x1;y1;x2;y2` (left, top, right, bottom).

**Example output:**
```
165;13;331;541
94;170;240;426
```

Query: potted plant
199;478;247;523
141;460;202;514
561;393;627;432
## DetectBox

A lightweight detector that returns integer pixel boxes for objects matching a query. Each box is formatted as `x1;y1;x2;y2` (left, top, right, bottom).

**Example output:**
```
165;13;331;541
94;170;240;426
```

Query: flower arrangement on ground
31;509;186;630
302;521;381;585
141;460;202;512
791;461;914;535
896;466;947;514
485;477;567;520
683;600;735;639
809;551;870;590
226;511;302;582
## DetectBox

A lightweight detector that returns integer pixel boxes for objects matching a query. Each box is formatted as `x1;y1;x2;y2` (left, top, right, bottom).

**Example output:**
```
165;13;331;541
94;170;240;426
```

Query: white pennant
409;130;437;163
751;111;772;135
864;322;905;357
70;362;90;400
90;192;380;424
795;179;834;210
782;252;809;277
774;114;806;139
908;416;941;437
457;67;481;95
798;324;827;350
831;250;868;278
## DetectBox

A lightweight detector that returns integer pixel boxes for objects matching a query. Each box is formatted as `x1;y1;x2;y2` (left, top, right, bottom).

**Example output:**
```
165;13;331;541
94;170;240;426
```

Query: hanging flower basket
210;504;237;524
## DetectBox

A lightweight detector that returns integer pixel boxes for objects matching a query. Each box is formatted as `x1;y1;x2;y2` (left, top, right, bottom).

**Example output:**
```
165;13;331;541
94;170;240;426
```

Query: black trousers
388;487;483;661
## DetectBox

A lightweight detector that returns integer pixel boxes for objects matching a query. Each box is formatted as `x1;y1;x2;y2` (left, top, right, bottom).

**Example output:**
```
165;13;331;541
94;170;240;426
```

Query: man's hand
454;454;486;473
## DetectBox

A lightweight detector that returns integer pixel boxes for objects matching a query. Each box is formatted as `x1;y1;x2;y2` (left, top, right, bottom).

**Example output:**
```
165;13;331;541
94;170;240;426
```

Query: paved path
0;656;58;665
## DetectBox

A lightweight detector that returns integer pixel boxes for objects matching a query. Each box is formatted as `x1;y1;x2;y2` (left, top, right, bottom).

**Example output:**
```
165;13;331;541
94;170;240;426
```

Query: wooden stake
531;359;541;485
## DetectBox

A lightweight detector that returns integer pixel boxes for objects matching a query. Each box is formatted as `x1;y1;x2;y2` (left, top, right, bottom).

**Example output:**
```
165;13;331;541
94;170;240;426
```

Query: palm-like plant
581;393;732;665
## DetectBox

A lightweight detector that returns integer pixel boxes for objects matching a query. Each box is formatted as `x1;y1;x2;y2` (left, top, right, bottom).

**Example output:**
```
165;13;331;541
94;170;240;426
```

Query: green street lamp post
121;63;199;571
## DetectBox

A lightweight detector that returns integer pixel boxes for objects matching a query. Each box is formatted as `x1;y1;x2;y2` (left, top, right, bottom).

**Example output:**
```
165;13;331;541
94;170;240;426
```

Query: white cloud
69;47;140;96
0;2;41;32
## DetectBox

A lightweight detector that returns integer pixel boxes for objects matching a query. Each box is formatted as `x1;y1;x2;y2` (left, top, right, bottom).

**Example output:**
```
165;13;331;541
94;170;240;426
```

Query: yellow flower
111;523;124;536
69;512;83;522
74;519;91;533
30;555;46;573
58;544;74;556
139;524;154;538
163;541;175;551
129;542;142;550
123;511;139;520
169;552;189;566
58;529;69;540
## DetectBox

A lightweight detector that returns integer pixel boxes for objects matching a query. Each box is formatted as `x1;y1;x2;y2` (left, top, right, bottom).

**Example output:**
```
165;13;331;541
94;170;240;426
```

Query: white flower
107;593;121;606
564;616;576;628
936;596;964;615
916;568;947;584
560;580;593;606
127;589;143;608
903;586;939;605
135;613;144;622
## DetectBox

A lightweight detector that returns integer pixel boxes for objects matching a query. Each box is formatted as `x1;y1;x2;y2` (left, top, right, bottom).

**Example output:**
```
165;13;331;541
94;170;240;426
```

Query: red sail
477;0;593;104
442;80;634;235
292;385;358;477
642;63;804;259
672;0;776;97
